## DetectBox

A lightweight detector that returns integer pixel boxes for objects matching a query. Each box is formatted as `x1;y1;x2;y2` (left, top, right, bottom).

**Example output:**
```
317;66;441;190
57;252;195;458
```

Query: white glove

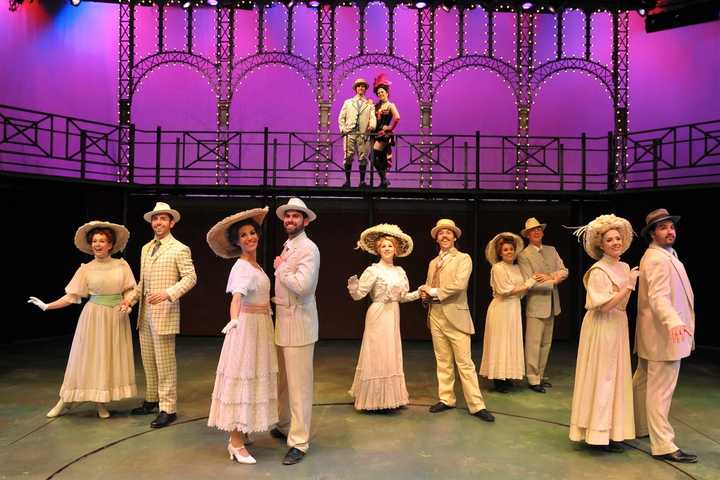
221;318;240;334
28;296;48;311
347;275;359;292
119;304;132;314
627;267;640;291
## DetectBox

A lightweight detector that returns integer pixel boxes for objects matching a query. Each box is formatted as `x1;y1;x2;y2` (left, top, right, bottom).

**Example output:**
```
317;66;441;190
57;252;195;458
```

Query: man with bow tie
419;219;495;423
270;198;321;465
633;209;697;463
130;202;197;428
338;78;376;188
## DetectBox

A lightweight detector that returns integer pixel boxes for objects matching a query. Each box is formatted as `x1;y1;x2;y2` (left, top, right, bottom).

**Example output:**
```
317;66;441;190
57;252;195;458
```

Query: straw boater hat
430;219;462;239
352;78;369;90
640;208;681;240
74;221;130;255
521;217;547;238
276;197;317;222
144;201;181;223
206;207;269;259
485;232;524;265
356;224;413;257
570;214;634;260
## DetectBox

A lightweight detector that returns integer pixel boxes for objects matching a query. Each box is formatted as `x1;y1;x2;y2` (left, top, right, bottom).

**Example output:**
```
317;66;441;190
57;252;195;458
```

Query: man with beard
131;202;197;428
270;198;320;465
633;209;697;463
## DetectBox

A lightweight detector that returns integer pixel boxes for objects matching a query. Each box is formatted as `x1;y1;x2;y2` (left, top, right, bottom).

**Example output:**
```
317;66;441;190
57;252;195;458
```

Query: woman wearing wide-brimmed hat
371;73;400;188
479;232;535;393
347;224;419;411
206;207;278;465
568;214;638;452
27;221;137;419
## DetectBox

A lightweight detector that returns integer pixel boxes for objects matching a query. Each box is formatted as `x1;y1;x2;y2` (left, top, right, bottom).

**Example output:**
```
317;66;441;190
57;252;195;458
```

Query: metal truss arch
132;51;218;98
333;54;420;98
433;55;520;96
232;52;317;92
531;58;614;98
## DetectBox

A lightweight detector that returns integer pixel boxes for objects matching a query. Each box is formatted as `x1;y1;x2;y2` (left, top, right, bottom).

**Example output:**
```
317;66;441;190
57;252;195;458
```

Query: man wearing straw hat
517;217;568;393
270;198;320;465
418;219;495;423
130;201;197;428
633;209;697;463
338;78;377;188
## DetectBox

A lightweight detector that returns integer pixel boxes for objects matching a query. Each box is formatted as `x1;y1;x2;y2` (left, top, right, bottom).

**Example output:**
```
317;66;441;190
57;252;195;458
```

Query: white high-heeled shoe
47;399;67;418
227;443;256;464
96;403;110;419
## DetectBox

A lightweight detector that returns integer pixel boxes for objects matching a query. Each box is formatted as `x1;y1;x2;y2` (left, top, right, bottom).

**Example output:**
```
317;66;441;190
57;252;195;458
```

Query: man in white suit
270;198;320;465
338;78;376;188
633;208;697;463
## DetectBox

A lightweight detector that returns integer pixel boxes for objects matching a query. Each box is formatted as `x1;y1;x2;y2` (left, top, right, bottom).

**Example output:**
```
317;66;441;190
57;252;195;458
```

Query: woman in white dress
479;232;535;393
27;221;137;419
347;224;419;411
206;207;278;465
569;214;638;452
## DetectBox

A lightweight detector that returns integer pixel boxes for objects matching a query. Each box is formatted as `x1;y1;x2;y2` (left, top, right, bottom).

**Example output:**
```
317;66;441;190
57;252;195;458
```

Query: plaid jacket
133;233;197;335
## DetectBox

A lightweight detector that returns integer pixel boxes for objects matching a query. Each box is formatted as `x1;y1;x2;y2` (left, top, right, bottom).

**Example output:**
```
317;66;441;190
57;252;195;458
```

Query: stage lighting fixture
70;0;81;6
207;0;218;5
415;0;427;8
521;2;533;9
307;0;320;7
182;0;191;7
638;8;647;16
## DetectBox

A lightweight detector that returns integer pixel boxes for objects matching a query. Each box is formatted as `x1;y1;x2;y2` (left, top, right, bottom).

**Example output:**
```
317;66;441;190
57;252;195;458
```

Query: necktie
151;240;161;256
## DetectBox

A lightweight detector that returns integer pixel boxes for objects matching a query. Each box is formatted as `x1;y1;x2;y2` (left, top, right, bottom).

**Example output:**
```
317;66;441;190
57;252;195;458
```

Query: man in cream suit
633;209;697;463
338;78;376;188
517;217;568;393
419;219;495;423
131;202;197;428
270;198;320;465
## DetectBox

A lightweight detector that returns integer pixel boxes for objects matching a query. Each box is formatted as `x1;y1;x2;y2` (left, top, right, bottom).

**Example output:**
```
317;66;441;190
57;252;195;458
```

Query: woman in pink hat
206;207;278;465
372;73;400;188
27;221;137;419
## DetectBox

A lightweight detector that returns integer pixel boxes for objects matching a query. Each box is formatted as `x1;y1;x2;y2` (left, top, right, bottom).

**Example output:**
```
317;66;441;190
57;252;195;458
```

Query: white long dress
479;261;526;380
208;259;278;433
569;256;635;444
60;257;137;402
348;263;419;410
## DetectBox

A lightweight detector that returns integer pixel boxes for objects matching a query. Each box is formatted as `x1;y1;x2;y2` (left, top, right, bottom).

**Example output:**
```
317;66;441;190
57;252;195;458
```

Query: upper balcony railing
2;104;719;191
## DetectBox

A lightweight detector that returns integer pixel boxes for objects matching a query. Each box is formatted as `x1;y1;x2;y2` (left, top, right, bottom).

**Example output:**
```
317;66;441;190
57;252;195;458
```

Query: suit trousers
428;306;486;413
277;343;315;452
343;133;370;166
525;314;554;385
139;309;177;413
632;358;681;455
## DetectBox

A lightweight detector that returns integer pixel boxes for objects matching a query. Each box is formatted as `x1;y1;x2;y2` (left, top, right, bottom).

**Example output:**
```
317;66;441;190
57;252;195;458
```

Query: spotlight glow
182;0;191;8
521;2;533;9
308;0;320;6
415;1;427;8
207;0;218;5
70;0;81;6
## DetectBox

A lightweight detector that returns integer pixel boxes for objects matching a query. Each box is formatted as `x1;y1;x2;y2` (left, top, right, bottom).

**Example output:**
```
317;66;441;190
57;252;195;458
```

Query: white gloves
347;275;359;292
627;267;640;291
221;318;240;334
28;296;48;311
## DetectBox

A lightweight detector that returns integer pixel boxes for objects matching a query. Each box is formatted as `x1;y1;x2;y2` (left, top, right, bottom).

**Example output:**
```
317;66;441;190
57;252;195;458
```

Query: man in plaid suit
130;202;197;428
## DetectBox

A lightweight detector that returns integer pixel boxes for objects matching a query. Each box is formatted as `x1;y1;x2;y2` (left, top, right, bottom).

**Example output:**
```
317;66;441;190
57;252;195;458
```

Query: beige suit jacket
274;232;320;347
517;244;567;318
425;248;475;335
338;95;377;134
635;244;695;361
133;234;197;335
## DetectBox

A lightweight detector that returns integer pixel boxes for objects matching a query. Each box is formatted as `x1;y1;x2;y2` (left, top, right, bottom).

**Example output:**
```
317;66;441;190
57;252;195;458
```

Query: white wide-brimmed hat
144;201;181;223
521;217;547;238
430;218;462;239
276;197;317;223
74;221;130;255
570;214;635;260
356;224;413;257
352;78;369;90
485;232;524;265
640;208;681;240
206;207;269;259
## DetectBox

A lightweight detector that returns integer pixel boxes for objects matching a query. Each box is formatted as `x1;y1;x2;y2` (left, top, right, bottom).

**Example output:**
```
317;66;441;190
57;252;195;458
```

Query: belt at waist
240;304;270;314
89;294;123;307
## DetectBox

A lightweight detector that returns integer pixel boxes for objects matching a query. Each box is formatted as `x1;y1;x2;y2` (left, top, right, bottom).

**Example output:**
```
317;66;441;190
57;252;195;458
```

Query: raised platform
2;338;718;479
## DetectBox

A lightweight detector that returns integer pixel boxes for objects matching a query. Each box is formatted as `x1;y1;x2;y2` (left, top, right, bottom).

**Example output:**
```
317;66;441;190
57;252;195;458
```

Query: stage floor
1;338;718;480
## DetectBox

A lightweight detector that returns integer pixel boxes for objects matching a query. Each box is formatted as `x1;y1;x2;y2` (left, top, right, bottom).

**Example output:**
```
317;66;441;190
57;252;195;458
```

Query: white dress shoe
47;399;67;418
96;403;111;419
227;443;256;464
